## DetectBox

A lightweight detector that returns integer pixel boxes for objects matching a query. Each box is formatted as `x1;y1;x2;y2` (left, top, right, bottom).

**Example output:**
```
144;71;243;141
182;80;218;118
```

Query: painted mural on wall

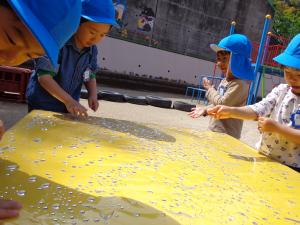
111;1;159;47
109;0;273;61
137;7;155;32
114;0;126;28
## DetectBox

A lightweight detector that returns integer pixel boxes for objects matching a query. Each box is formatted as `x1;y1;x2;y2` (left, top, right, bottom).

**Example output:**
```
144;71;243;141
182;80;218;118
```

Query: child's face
284;67;300;94
0;6;44;66
216;51;231;74
74;22;111;49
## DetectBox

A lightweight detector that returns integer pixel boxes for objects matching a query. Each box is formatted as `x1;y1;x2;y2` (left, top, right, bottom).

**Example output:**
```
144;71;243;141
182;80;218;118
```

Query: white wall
97;37;284;98
97;37;217;85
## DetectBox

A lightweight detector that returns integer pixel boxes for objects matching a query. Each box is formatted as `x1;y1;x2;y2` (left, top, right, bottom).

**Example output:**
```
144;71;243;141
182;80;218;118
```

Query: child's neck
225;73;235;81
73;36;84;50
291;90;300;96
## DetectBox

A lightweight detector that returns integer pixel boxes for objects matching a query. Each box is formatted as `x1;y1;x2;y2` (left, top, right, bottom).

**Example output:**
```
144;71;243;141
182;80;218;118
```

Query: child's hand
0;199;22;219
65;99;88;118
0;120;4;141
188;107;206;118
258;117;279;133
88;95;99;112
203;77;212;90
207;105;232;119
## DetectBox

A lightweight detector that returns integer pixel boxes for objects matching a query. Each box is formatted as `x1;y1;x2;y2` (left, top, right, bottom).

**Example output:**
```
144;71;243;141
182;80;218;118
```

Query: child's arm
207;105;258;120
188;106;208;118
84;46;99;112
38;75;88;117
84;78;99;112
0;119;4;141
258;117;300;145
0;199;22;219
208;84;286;120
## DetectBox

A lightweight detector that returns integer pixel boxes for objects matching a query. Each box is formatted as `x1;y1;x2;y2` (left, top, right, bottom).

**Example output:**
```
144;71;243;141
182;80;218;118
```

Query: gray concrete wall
97;37;283;97
111;0;274;61
102;0;276;97
97;37;217;85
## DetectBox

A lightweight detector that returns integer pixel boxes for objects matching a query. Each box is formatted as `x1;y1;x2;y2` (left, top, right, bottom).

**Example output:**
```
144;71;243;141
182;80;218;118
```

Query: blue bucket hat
210;34;255;81
273;33;300;70
81;0;117;26
9;0;82;66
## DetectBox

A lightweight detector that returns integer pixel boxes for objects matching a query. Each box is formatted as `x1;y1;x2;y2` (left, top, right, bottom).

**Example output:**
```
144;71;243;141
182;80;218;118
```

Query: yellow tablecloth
0;110;299;225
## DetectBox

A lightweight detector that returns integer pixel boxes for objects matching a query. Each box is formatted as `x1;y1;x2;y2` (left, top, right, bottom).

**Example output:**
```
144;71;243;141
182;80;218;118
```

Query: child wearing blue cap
189;34;254;139
26;0;117;118
0;0;81;66
208;34;300;172
0;0;82;219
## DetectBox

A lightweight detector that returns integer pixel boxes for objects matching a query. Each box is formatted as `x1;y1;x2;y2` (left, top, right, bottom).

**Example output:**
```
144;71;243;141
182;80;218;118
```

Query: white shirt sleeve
249;84;286;117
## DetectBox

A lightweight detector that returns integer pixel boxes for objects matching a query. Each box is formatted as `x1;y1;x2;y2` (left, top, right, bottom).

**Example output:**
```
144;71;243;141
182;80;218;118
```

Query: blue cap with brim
273;33;300;70
9;0;82;67
81;0;117;26
210;34;255;81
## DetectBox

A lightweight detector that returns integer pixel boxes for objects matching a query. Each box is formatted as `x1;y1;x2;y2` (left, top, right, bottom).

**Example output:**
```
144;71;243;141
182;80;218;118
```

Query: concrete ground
0;85;260;148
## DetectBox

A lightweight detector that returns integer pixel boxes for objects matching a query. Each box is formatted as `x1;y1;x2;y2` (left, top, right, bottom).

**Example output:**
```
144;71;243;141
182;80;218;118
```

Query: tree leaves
272;0;300;39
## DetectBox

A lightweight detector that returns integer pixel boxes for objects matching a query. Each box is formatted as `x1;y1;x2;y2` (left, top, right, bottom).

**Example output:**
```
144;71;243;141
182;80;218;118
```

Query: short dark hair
80;17;89;24
217;50;230;56
80;17;113;30
0;0;10;8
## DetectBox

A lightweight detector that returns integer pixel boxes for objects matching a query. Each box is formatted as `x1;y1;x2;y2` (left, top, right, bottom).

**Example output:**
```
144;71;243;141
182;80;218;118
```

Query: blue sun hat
210;34;255;81
81;0;117;26
273;33;300;70
8;0;82;66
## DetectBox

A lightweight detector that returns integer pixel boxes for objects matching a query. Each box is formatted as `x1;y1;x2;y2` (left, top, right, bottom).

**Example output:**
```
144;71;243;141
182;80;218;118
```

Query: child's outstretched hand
188;107;206;118
207;105;232;119
0;199;22;219
88;95;99;112
0;120;4;141
258;117;279;133
202;77;212;90
65;99;88;118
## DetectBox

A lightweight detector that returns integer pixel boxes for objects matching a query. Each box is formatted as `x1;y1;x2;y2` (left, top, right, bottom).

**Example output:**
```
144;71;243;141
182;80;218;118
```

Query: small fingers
0;209;20;219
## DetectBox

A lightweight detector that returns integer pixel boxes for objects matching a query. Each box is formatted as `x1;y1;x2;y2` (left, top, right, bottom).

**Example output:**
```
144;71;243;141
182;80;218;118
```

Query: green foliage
271;0;300;39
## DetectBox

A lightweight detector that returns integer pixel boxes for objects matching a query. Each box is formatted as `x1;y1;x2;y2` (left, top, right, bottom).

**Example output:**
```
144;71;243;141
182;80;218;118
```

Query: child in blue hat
0;0;81;66
208;34;300;172
189;34;254;139
0;0;82;219
26;0;117;118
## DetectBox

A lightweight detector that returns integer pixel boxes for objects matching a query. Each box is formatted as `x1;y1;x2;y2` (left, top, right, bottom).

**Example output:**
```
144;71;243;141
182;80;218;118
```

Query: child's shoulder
229;79;248;87
268;84;291;98
273;83;290;92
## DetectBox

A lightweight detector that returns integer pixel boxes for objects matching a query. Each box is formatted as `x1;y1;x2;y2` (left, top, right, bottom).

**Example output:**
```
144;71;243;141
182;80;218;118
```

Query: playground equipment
185;75;223;103
247;16;288;103
229;15;288;104
185;16;288;104
247;15;273;104
114;0;127;28
258;32;288;97
229;21;236;35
